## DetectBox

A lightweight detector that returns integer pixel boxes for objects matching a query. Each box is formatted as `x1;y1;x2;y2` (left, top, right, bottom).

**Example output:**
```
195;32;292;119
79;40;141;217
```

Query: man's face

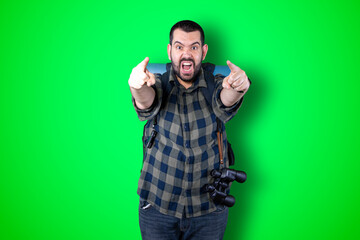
168;29;208;82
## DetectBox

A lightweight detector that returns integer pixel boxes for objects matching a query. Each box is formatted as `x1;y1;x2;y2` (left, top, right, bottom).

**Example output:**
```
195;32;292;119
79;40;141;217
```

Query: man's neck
176;76;194;89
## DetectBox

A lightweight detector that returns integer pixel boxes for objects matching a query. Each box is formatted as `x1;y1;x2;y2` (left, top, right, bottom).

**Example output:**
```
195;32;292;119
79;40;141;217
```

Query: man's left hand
222;60;250;94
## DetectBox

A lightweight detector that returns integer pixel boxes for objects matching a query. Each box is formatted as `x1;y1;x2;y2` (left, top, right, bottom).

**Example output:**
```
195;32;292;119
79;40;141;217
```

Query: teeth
183;63;191;65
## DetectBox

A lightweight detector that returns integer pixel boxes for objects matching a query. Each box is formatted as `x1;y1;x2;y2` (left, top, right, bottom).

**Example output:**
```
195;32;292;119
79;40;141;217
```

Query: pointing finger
226;60;239;72
137;57;150;71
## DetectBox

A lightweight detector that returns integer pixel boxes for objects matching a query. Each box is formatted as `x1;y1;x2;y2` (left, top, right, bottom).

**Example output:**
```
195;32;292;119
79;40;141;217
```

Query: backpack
142;63;235;166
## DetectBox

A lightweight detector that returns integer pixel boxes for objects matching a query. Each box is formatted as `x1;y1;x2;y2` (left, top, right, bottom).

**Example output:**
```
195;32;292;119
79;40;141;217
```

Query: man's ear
202;44;208;61
167;44;171;61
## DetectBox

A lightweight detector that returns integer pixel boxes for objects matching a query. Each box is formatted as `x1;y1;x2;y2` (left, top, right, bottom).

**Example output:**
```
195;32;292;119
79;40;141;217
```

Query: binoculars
204;168;247;207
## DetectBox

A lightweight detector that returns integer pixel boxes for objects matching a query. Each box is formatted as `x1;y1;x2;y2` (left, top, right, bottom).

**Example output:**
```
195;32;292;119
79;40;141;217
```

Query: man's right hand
128;57;156;110
128;57;156;89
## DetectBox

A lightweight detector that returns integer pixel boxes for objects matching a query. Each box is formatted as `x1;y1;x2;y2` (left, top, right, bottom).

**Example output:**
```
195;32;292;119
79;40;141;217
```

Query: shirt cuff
132;96;157;114
131;85;161;121
216;86;243;113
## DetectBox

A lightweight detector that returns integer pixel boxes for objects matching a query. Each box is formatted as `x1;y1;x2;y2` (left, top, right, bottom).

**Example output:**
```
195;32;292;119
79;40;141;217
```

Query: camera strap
217;118;224;166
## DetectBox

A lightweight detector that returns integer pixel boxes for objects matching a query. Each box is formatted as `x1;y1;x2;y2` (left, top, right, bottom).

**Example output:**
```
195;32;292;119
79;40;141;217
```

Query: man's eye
176;46;182;50
192;46;198;50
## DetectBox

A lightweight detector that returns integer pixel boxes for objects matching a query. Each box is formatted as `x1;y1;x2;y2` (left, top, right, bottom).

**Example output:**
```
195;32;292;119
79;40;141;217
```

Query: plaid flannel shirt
132;66;242;218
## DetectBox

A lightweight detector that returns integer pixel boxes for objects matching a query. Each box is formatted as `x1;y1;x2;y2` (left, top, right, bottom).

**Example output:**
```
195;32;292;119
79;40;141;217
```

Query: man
129;20;250;240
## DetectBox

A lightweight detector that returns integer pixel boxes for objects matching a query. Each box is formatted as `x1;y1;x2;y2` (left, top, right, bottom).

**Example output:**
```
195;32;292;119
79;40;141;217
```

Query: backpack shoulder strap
160;71;173;101
201;70;215;107
144;71;172;130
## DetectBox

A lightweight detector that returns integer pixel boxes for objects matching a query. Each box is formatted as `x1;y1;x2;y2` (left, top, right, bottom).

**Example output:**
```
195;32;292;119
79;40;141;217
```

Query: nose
182;48;193;58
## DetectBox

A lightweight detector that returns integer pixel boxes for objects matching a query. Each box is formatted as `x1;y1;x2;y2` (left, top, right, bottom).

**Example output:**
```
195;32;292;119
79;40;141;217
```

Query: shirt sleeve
211;74;243;123
131;73;163;121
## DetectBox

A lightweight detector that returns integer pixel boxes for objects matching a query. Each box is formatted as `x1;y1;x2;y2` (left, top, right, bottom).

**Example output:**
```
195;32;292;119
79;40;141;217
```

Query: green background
1;0;359;239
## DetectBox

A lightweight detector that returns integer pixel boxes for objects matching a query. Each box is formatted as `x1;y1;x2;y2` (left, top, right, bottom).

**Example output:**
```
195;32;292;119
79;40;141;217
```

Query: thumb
138;57;150;71
146;71;156;87
222;76;231;90
226;60;238;72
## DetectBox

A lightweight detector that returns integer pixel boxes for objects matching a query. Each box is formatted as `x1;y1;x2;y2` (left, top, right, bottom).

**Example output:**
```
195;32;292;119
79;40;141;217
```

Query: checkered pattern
132;66;242;218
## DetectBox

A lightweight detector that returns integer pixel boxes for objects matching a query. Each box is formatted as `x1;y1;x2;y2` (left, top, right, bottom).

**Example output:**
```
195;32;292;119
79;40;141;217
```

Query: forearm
220;89;244;107
130;85;156;110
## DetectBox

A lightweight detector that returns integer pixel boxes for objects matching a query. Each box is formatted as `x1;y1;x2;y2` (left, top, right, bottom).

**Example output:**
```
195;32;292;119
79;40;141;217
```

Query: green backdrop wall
1;0;359;239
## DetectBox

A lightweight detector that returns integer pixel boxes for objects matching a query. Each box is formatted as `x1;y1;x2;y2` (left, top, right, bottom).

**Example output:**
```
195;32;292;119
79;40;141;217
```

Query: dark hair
169;20;205;45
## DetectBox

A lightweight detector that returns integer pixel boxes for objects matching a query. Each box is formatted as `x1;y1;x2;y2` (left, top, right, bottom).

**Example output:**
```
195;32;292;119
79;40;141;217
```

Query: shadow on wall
201;21;269;239
223;64;267;238
227;65;267;239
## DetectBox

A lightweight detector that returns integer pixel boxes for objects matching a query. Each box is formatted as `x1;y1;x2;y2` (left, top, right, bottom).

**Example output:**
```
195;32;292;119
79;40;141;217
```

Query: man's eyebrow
173;41;201;46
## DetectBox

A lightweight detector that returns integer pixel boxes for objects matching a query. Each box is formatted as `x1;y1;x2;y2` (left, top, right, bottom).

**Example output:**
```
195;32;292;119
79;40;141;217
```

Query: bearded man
129;20;250;240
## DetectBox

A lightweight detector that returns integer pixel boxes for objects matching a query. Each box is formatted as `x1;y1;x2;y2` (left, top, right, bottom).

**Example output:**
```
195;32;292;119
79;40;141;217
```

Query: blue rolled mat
147;63;230;76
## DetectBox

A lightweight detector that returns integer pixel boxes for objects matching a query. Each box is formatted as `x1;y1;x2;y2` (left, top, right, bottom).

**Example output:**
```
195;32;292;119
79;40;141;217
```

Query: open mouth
181;61;194;73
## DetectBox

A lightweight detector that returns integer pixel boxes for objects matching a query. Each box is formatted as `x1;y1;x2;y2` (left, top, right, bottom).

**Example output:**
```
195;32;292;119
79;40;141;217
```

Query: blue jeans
139;199;228;240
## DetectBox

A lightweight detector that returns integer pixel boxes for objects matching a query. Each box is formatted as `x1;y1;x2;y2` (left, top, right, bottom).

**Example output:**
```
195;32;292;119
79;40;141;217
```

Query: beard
171;57;202;83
